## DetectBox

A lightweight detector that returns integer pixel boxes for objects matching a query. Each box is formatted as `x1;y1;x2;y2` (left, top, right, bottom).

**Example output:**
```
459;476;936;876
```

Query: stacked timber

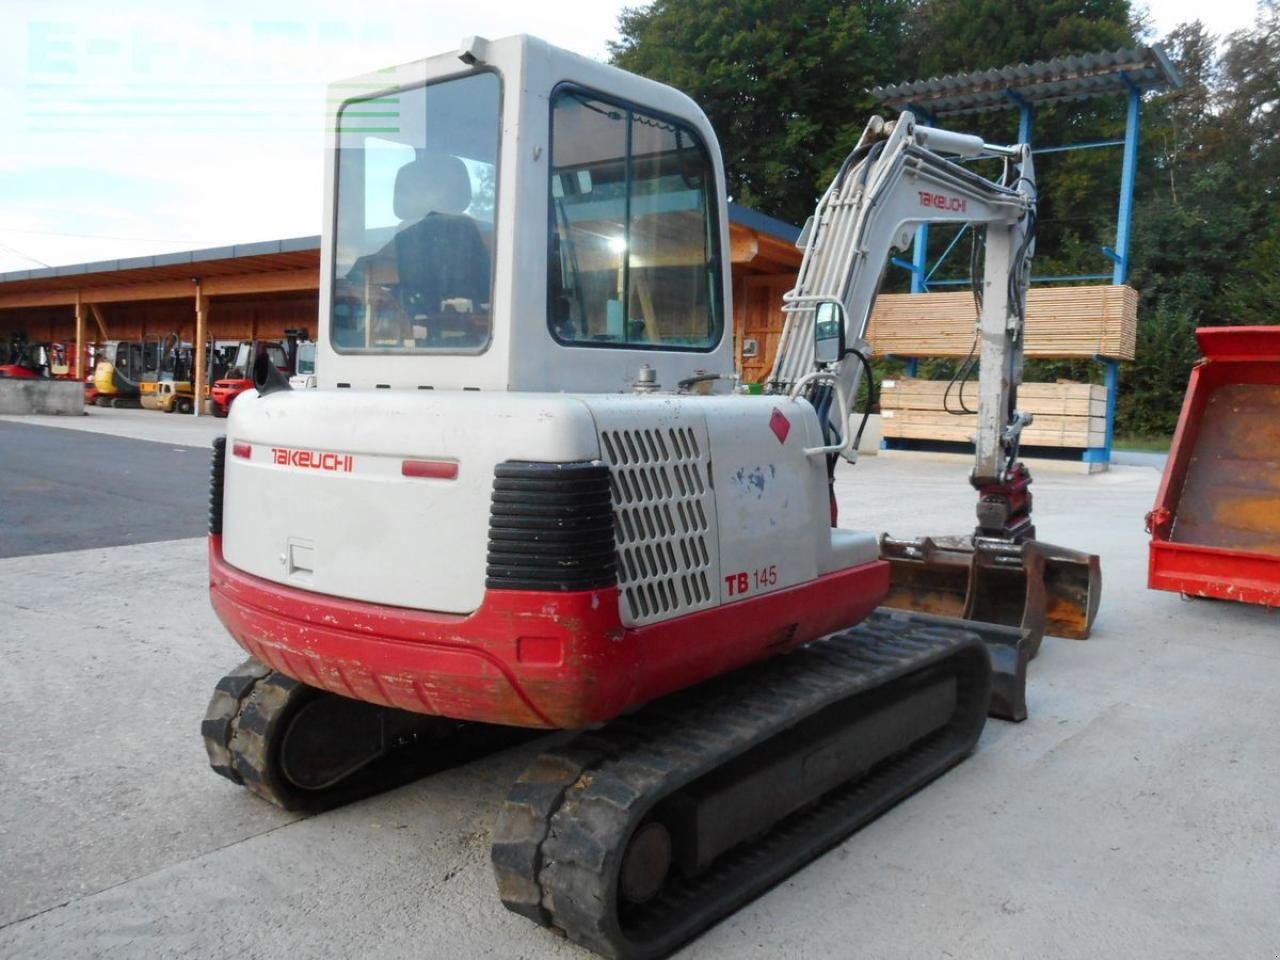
867;285;1137;360
880;378;1107;449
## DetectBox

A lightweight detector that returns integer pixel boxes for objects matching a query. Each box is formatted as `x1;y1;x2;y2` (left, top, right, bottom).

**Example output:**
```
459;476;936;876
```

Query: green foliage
905;0;1134;75
611;0;915;223
611;0;1280;436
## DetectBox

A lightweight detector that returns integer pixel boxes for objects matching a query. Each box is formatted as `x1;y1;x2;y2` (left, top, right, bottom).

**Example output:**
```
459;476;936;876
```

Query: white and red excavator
201;35;1099;959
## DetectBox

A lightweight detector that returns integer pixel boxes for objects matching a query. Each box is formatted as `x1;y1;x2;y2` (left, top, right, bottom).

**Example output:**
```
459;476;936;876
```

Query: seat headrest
393;153;473;221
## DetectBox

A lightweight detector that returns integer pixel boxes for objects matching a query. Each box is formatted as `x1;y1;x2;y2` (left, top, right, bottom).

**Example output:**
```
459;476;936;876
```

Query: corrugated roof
870;46;1181;117
0;236;322;293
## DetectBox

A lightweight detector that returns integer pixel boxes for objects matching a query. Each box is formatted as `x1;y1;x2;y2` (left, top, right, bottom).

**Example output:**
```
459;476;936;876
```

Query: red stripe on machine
232;442;252;459
402;459;459;480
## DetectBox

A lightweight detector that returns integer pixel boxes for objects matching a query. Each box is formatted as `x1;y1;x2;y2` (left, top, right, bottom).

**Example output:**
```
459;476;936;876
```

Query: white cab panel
221;388;600;614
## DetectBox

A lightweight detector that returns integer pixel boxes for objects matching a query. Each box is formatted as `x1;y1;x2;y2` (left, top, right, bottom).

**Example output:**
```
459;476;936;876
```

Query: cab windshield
332;71;500;354
295;342;316;376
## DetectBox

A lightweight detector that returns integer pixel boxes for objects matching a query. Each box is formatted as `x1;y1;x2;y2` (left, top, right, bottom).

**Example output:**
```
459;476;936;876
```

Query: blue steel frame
887;83;1144;465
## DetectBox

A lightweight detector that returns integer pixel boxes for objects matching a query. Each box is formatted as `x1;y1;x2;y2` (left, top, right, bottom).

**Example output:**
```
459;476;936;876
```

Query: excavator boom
768;111;1101;665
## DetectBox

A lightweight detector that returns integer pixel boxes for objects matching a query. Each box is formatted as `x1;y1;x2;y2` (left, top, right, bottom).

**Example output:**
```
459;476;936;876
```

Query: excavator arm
769;111;1100;695
770;111;1036;507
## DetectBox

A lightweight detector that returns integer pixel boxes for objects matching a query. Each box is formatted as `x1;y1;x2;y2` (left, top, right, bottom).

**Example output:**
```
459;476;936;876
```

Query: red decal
918;191;967;213
769;408;791;444
270;446;355;473
402;459;459;480
725;566;778;597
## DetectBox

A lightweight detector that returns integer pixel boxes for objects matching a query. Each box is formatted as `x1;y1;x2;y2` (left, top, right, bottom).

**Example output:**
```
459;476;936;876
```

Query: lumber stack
880;378;1107;448
867;285;1137;360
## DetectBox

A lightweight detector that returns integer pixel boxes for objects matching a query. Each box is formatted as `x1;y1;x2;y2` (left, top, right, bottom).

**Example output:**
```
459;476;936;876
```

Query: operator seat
390;154;491;329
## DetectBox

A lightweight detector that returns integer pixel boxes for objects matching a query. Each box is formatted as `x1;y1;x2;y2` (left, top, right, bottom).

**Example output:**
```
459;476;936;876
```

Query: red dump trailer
1147;326;1280;607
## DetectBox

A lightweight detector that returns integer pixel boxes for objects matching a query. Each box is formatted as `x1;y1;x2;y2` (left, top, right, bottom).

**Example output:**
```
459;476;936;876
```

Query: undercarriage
204;609;999;957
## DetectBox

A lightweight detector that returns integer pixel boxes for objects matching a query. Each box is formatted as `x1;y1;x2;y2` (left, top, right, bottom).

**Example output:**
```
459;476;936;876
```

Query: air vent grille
599;426;717;626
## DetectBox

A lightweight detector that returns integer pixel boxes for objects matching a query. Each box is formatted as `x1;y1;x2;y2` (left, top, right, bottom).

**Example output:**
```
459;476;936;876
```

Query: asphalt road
0;420;211;558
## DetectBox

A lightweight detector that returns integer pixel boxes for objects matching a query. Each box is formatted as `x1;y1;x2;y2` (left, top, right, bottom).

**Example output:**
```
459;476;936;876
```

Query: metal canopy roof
0;236;322;295
871;46;1181;117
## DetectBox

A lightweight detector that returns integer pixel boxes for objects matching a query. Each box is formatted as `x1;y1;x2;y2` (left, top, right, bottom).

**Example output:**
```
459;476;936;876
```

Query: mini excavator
202;36;1100;959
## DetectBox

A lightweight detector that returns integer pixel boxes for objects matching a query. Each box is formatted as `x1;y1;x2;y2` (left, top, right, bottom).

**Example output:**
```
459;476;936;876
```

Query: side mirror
814;301;846;364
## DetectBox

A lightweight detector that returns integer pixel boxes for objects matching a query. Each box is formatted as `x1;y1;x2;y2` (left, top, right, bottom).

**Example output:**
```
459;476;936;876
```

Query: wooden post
193;281;207;417
74;292;85;379
89;303;108;340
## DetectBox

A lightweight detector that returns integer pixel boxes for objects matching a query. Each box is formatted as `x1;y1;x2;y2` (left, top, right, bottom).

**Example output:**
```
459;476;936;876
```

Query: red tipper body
1147;326;1280;607
209;535;890;730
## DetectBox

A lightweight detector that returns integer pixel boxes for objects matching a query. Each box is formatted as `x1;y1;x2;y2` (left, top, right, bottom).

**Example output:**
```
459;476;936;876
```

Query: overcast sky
0;0;1266;273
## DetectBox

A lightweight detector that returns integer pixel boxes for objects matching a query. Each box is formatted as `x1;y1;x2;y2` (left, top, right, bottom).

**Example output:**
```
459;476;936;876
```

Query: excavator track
492;611;992;960
202;657;525;811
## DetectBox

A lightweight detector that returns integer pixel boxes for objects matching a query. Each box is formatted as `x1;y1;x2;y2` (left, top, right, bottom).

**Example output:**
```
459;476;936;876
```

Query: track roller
202;657;519;811
492;612;992;960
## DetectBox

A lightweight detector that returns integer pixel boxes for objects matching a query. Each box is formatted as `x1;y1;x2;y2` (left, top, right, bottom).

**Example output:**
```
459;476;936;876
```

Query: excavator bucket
879;535;1101;717
1037;541;1103;639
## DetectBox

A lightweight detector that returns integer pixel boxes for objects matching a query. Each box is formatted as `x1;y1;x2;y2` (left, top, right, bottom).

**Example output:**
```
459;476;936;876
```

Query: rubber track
203;658;540;812
492;613;991;960
202;657;271;785
201;657;319;807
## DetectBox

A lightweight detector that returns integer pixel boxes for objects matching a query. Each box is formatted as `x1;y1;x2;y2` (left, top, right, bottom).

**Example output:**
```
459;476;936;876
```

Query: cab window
332;71;500;354
548;87;722;351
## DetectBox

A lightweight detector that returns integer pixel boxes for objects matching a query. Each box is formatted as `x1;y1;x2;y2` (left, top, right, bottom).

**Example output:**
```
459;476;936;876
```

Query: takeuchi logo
271;446;354;472
918;190;967;213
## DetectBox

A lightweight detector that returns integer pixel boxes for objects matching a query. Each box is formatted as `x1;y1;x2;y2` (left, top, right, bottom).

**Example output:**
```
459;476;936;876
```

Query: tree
610;0;914;224
611;0;1280;436
904;0;1134;76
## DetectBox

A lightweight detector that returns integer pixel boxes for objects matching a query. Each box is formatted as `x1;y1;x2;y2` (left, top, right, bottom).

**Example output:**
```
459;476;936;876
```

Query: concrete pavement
1;435;1277;960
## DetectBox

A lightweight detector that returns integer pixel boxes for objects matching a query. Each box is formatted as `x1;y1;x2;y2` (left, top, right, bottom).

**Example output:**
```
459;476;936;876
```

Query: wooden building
0;204;805;397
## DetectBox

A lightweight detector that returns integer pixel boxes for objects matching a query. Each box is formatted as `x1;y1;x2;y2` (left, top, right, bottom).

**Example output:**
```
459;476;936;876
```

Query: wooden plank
89;303;108;339
73;294;84;379
738;272;795;385
193;287;207;418
882;395;1106;418
880;379;1106;417
879;377;1106;447
885;425;1106;446
881;379;1105;402
867;284;1137;360
729;231;759;264
883;418;1105;447
882;409;1105;431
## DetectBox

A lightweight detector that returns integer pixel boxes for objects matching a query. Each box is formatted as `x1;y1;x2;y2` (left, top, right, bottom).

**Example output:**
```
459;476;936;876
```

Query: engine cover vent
209;435;226;535
599;425;718;626
486;461;617;592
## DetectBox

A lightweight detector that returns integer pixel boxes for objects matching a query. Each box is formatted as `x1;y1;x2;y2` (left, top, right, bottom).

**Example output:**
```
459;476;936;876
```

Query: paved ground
0;420;211;558
1;414;1277;960
0;407;226;450
1112;449;1169;471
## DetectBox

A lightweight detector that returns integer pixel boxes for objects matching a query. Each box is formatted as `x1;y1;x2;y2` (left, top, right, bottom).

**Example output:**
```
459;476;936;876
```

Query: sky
0;0;1267;273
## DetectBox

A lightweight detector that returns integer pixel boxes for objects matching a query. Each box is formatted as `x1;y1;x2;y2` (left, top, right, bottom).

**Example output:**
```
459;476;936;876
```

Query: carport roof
0;236;323;298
